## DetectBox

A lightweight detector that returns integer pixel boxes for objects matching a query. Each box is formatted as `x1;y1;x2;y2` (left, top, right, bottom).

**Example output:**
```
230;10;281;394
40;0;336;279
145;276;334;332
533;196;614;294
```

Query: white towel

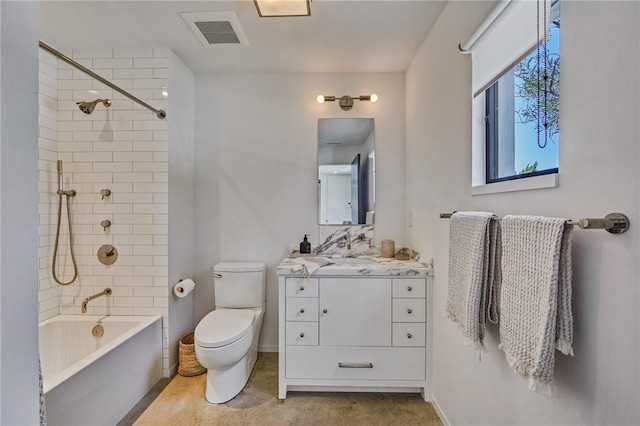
498;215;574;394
446;211;501;351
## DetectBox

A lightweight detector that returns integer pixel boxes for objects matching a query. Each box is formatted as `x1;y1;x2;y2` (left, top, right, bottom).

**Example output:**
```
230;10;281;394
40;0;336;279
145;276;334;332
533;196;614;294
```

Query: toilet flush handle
212;273;222;279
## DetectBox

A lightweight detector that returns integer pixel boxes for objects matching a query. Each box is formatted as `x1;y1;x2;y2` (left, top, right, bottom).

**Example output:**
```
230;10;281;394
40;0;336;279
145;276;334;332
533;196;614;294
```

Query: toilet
194;262;266;404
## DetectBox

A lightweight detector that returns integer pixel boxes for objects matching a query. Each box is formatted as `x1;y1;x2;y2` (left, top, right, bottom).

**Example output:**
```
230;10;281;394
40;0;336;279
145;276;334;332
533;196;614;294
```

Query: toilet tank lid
214;262;266;272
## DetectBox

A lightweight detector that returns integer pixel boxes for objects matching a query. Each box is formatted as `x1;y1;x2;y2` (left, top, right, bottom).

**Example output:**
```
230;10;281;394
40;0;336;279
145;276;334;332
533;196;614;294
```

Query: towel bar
440;212;629;234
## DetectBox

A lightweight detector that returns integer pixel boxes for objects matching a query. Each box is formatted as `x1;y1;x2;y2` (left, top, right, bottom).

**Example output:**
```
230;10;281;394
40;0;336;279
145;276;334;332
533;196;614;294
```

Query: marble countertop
276;254;433;277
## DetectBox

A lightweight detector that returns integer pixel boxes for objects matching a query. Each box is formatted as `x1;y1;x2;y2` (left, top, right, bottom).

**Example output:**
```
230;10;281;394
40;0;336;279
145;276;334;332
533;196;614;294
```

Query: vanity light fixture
254;0;311;17
316;94;378;111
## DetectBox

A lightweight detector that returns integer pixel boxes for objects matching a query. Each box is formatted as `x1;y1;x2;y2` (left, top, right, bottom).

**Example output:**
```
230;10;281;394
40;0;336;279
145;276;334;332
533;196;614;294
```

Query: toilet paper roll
174;279;195;298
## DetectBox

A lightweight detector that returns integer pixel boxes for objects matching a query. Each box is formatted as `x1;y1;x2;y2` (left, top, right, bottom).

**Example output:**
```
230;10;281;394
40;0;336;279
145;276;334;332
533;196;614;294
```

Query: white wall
194;72;405;349
167;51;195;373
405;1;640;425
0;1;40;423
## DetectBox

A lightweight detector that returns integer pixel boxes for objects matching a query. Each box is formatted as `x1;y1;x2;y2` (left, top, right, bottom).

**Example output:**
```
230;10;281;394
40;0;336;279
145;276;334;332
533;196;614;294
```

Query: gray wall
405;1;640;425
0;1;40;423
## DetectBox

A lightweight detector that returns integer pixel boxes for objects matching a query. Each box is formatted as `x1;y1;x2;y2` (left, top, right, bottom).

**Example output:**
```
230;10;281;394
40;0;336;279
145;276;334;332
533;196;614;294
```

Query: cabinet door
319;278;391;347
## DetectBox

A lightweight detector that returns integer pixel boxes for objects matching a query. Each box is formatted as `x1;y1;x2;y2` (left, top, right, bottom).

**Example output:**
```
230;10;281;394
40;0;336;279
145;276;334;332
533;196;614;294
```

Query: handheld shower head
76;99;112;115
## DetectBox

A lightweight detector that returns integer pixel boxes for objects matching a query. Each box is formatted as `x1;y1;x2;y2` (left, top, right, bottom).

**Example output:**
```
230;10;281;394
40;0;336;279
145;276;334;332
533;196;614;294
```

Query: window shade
461;0;551;98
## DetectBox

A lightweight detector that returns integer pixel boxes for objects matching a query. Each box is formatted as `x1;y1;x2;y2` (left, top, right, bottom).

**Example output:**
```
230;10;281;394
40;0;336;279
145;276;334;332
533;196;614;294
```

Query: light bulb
370;94;378;103
317;95;325;104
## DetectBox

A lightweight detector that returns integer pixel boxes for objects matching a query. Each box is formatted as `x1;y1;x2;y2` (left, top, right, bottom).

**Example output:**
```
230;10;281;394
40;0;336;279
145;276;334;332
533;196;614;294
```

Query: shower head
76;99;112;115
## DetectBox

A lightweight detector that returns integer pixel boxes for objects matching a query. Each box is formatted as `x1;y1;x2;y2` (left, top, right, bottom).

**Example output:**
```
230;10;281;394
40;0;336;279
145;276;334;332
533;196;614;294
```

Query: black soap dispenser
299;234;311;254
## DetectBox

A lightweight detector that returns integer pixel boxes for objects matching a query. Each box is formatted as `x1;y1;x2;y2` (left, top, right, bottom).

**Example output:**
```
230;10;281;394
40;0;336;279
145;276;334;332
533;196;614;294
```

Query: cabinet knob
323;308;328;314
300;308;305;313
300;332;305;338
300;286;305;291
407;308;412;314
407;333;413;339
407;286;413;292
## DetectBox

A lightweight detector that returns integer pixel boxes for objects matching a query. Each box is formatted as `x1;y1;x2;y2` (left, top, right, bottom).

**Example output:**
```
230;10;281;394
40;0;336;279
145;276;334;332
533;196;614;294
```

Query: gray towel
446;211;501;351
498;215;574;394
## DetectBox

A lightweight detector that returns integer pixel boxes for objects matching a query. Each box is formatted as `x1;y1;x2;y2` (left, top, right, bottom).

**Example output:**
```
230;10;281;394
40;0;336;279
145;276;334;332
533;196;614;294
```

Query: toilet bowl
195;308;264;403
194;262;266;404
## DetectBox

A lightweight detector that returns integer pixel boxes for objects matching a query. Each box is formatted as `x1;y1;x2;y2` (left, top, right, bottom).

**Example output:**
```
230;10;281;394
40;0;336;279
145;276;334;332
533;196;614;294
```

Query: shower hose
51;191;78;285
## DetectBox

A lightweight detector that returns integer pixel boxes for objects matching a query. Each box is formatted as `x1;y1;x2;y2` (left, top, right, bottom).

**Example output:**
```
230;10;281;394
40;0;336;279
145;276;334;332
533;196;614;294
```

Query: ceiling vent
181;12;250;47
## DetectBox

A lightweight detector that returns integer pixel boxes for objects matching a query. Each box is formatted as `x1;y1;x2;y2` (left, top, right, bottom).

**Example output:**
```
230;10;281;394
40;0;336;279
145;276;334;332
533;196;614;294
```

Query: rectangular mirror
318;118;375;225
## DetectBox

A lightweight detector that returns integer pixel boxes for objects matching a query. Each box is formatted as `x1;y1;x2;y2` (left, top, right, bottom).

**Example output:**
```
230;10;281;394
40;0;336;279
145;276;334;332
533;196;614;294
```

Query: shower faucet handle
100;188;111;199
100;220;111;231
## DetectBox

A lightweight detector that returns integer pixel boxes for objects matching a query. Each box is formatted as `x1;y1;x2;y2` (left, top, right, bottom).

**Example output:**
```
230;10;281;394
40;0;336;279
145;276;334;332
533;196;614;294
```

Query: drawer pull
300;308;305;313
407;333;413;339
338;362;373;369
323;308;328;314
300;286;305;291
407;308;413;314
407;286;413;292
300;332;305;338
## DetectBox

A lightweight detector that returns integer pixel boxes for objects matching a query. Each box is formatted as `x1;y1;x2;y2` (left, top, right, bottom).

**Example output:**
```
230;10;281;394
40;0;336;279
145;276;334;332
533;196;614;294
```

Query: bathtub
39;315;163;426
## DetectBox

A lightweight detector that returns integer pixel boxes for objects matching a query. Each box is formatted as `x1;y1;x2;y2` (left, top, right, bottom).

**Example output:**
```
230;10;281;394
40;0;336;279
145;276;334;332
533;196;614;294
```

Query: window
485;7;560;183
463;0;560;193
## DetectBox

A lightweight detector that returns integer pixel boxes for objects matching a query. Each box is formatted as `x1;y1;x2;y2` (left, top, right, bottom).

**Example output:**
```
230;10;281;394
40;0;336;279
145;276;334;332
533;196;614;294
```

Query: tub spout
82;288;112;313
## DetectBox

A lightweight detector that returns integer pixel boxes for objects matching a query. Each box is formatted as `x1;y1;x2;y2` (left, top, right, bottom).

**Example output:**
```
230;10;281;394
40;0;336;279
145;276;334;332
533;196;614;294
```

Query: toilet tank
213;262;266;309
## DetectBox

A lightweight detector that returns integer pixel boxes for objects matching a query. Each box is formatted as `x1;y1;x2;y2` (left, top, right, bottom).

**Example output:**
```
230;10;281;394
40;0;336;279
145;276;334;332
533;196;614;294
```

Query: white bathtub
39;315;163;426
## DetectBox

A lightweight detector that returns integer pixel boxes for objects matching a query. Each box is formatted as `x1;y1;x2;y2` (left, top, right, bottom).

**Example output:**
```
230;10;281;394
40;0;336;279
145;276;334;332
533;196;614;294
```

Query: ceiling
39;1;447;74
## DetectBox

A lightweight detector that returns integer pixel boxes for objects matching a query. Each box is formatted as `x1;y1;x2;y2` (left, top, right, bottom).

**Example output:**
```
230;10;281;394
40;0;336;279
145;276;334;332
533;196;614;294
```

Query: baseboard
430;394;451;426
258;344;279;353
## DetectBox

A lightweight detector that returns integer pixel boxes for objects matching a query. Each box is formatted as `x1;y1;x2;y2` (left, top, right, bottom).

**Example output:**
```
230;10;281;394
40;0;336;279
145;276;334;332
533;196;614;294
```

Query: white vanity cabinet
278;273;432;401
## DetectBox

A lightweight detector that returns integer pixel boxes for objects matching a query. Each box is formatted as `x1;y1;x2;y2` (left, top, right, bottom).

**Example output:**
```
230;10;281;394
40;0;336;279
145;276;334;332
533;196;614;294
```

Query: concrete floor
132;352;443;426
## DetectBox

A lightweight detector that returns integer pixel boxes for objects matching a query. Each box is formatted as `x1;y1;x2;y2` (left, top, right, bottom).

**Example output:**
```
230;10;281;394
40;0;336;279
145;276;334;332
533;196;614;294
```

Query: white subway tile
153;276;168;287
115;255;153;266
74;68;112;80
114;296;153;308
39;127;57;141
39;149;58;162
153;68;169;79
134;78;168;90
154;256;168;266
93;265;134;276
112;192;153;204
58;79;93;90
134;287;167;297
113;68;154;79
114;276;153;287
133;162;167;172
153;152;168;162
73;152;113;162
108;224;133;235
38;138;57;152
112;89;152;100
93;203;133;214
58;121;92;132
114;151;153;162
57;69;73;80
92;182;132;193
58;141;93;152
153;173;168;183
72;48;113;59
114;172;153;183
133;204;167;214
93;58;134;69
73;89;113;100
114;214;153;224
134;307;167;317
134;245;168;256
113;131;153;141
93;120;133;132
133;183;167;193
114;47;154;58
133;141;168;152
154;297;168;308
72;172;113;183
112;110;153;121
134;224;168;235
133;121;168;131
154;48;170;58
57;111;73;121
93;162;133;173
93;141;133;152
134;266;167;276
154;214;168;225
58;132;73;142
153;193;169;204
134;58;168;68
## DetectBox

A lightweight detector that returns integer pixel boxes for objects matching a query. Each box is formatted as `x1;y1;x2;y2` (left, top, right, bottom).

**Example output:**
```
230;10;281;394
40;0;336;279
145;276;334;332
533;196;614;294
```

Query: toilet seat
195;310;255;349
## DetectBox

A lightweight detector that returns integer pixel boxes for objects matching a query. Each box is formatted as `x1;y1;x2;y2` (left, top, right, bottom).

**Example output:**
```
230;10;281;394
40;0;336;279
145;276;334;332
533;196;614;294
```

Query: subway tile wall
38;47;171;375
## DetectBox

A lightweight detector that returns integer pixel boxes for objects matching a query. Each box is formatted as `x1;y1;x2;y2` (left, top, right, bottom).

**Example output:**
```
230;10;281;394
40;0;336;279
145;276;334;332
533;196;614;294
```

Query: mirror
318;118;375;225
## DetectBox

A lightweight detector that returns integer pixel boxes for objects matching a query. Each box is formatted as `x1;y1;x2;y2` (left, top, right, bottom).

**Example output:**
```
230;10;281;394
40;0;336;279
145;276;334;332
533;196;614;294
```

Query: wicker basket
178;332;206;377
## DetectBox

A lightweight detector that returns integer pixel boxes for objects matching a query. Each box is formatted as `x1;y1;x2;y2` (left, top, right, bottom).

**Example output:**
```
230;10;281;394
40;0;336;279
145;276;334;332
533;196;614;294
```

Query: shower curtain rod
39;41;167;119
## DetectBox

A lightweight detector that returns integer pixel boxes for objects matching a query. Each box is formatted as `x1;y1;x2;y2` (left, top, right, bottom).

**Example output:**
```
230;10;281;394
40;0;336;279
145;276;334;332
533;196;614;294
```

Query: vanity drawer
286;322;319;346
286;346;425;380
392;323;426;347
392;278;426;298
286;298;319;321
392;299;426;323
286;278;319;298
